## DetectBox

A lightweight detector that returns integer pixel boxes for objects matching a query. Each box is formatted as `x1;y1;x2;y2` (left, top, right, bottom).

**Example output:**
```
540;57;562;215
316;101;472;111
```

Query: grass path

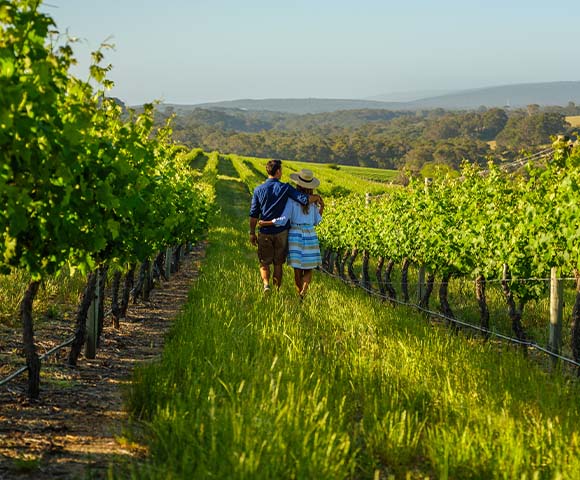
125;158;580;479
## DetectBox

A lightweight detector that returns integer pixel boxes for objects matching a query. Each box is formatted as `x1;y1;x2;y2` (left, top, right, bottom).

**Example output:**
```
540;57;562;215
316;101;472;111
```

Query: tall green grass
340;256;580;363
0;266;85;327
123;164;580;479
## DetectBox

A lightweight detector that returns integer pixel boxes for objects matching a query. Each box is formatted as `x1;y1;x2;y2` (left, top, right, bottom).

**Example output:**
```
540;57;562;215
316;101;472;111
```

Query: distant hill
365;89;453;102
405;81;580;110
148;81;580;115
155;106;412;133
157;98;402;115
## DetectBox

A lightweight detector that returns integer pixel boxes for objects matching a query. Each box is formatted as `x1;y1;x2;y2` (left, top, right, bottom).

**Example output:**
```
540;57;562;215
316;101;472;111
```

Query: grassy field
240;155;396;196
336;257;580;362
566;116;580;128
339;165;399;183
122;155;580;479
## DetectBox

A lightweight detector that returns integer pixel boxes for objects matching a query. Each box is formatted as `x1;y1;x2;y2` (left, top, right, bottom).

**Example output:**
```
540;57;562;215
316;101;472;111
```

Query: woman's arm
258;203;292;228
313;207;322;226
259;215;289;227
258;219;275;227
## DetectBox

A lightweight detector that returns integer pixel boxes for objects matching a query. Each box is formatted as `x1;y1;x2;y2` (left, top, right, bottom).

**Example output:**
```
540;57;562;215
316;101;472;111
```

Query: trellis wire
0;336;75;387
0;308;113;388
319;266;580;369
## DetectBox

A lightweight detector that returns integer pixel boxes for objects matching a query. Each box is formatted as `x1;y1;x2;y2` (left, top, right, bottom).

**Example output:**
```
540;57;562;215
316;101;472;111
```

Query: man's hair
266;159;282;176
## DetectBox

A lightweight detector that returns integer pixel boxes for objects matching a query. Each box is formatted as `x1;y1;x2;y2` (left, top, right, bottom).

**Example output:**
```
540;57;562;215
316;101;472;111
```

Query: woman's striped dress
272;198;322;270
287;224;321;269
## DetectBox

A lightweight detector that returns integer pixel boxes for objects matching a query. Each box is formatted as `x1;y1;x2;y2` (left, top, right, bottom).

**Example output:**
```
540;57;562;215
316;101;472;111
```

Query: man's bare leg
260;265;271;287
273;264;284;289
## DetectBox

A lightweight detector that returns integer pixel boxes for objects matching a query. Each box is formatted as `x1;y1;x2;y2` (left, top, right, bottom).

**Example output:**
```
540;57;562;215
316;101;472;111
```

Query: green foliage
0;2;214;282
229;154;265;193
420;162;459;179
184;148;209;170
168;104;568;172
496;112;570;149
319;145;580;307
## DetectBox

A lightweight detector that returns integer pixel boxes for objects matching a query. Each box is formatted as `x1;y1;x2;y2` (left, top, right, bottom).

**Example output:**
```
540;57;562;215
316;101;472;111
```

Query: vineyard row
317;141;580;367
1;3;217;397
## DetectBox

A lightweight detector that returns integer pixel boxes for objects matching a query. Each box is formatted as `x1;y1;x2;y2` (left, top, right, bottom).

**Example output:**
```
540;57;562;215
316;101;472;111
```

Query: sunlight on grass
123;160;580;479
0;267;85;327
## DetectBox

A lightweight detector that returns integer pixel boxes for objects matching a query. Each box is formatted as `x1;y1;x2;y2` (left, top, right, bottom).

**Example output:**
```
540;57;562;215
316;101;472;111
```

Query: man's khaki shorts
258;230;288;266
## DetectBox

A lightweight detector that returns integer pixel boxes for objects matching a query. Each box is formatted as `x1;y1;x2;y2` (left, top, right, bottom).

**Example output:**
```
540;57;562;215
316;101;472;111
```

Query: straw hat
289;168;320;189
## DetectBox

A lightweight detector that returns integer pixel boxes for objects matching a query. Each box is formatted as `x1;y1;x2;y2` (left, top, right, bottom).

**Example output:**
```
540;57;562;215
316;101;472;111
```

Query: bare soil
0;244;206;479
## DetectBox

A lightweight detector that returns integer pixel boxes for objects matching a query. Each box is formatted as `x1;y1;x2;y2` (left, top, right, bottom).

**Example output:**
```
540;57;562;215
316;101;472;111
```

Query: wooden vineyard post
21;280;41;399
418;178;431;304
143;259;154;300
401;258;410;303
165;246;172;280
361;193;371;291
417;266;425;304
85;270;100;359
549;267;564;366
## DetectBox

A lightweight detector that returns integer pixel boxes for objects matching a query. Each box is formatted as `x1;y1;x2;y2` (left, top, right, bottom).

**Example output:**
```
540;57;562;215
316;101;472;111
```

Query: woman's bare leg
300;269;313;297
294;268;303;294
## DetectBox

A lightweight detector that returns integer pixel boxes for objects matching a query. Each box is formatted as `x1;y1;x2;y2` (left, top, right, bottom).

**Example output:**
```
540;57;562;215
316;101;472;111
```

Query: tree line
160;105;576;173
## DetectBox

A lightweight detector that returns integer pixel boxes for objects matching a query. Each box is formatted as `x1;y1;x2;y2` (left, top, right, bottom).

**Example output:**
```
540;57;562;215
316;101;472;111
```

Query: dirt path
0;244;205;479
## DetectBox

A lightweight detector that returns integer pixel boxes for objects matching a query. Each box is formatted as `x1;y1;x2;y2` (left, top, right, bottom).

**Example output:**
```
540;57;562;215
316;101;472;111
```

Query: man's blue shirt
249;178;309;234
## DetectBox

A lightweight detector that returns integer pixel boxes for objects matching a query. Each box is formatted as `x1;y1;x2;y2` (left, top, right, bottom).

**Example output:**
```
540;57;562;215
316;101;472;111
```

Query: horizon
45;1;580;106
154;79;580;108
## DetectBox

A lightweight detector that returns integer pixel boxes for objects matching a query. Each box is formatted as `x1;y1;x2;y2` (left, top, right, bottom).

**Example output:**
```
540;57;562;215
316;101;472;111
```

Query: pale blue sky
44;0;580;106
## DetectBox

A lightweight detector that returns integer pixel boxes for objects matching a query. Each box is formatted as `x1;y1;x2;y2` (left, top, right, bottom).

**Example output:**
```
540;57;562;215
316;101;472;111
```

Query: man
249;159;323;294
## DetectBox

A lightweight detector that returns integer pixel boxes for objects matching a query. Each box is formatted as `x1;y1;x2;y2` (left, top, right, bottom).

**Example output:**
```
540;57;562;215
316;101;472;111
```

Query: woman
258;168;323;299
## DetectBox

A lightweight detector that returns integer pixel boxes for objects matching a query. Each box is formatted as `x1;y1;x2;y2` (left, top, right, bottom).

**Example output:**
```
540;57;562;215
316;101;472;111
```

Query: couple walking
249;159;324;299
